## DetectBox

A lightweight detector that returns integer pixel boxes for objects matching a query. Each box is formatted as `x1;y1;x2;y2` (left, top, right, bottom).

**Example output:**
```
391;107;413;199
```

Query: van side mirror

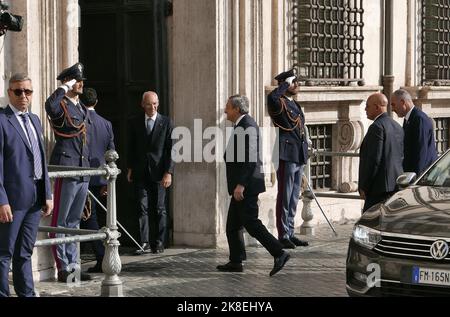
396;173;417;189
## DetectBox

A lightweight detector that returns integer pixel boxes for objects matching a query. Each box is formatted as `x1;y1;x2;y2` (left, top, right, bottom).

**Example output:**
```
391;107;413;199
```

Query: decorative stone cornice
402;86;450;101
265;86;383;103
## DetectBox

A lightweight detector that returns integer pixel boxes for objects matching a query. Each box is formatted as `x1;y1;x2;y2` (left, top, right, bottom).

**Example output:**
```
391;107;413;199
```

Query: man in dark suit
0;74;53;297
80;88;115;273
359;93;404;212
45;63;92;282
267;69;309;249
391;89;438;176
127;91;174;255
217;94;290;277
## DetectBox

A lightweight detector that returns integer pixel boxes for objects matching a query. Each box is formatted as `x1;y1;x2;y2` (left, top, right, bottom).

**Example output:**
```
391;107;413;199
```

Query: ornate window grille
308;124;333;190
292;0;365;86
422;0;450;86
434;118;450;154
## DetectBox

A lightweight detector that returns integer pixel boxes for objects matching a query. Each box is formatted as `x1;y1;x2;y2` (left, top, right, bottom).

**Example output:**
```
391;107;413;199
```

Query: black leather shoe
279;238;296;249
152;242;164;254
57;270;92;282
290;236;309;247
216;262;243;272
86;262;103;273
134;243;151;255
57;270;71;283
270;252;290;277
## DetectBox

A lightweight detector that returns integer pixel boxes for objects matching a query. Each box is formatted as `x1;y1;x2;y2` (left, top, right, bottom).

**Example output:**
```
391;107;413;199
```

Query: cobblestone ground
34;223;354;297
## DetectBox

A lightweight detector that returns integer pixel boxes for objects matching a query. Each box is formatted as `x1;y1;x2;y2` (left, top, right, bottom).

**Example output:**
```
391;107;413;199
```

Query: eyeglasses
10;89;33;97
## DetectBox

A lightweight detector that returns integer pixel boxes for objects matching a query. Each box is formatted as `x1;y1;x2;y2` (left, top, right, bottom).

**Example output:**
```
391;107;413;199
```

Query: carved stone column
334;120;364;193
101;151;123;297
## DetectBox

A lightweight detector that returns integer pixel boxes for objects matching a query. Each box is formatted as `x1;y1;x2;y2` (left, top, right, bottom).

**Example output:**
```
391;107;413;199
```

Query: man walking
359;93;404;212
391;89;438;175
217;94;290;277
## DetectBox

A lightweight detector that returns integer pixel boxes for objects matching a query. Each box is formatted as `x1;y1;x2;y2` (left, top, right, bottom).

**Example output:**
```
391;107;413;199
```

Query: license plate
412;267;450;286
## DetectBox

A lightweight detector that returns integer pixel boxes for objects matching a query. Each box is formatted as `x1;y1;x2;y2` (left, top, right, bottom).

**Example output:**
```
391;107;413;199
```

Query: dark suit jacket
0;106;52;210
45;87;90;168
127;113;174;182
224;115;266;196
87;109;115;186
359;113;404;199
267;82;308;165
403;107;438;175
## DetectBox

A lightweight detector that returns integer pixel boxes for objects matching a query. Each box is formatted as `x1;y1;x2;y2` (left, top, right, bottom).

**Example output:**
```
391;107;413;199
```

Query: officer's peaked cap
57;62;87;81
274;69;297;82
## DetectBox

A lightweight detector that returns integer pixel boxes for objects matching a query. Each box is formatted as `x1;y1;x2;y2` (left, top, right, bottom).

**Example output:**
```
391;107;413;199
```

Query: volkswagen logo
430;240;450;260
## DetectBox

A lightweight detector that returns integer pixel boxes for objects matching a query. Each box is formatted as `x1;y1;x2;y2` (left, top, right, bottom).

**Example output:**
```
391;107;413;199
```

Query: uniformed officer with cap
45;62;92;282
267;69;310;250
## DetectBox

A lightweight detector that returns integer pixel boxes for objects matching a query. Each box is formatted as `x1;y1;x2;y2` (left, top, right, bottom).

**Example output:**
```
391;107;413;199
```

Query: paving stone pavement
33;222;354;297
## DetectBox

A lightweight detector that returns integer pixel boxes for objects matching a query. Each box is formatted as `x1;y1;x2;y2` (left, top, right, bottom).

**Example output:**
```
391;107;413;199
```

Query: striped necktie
20;113;43;180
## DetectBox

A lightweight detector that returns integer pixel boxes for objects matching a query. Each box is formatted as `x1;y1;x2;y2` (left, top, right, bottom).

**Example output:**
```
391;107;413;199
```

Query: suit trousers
80;186;105;261
226;195;283;263
0;182;43;297
276;160;305;240
136;181;167;248
54;178;89;272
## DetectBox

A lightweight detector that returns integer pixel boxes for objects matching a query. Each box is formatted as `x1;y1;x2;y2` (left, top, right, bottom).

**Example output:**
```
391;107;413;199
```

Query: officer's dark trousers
80;186;105;261
0;182;43;297
136;181;167;248
226;195;284;263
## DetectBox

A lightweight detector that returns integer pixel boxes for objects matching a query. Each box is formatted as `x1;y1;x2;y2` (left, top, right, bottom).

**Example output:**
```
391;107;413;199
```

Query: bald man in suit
359;93;404;212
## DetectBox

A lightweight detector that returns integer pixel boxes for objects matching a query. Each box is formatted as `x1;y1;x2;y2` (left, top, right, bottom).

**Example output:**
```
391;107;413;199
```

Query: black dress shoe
57;270;92;282
270;252;291;277
86;262;103;273
290;236;309;247
279;238;296;249
152;242;164;254
134;243;151;255
216;262;243;272
57;270;71;283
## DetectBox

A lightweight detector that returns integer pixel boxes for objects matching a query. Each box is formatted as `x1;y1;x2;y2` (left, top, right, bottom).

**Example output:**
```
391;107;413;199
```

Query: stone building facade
1;0;450;279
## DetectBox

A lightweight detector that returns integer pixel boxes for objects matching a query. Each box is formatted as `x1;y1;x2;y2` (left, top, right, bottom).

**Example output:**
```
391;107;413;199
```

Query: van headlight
352;225;381;250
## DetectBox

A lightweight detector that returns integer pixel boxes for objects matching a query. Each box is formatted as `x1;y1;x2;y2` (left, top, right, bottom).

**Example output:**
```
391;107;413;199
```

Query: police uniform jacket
267;82;308;165
45;87;90;168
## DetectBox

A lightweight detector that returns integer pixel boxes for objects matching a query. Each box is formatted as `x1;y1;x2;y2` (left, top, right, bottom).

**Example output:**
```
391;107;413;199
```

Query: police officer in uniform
267;69;309;249
45;63;91;282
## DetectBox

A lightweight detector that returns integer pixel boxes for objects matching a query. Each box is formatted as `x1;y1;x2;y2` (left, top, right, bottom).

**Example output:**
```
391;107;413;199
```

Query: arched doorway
79;0;171;246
